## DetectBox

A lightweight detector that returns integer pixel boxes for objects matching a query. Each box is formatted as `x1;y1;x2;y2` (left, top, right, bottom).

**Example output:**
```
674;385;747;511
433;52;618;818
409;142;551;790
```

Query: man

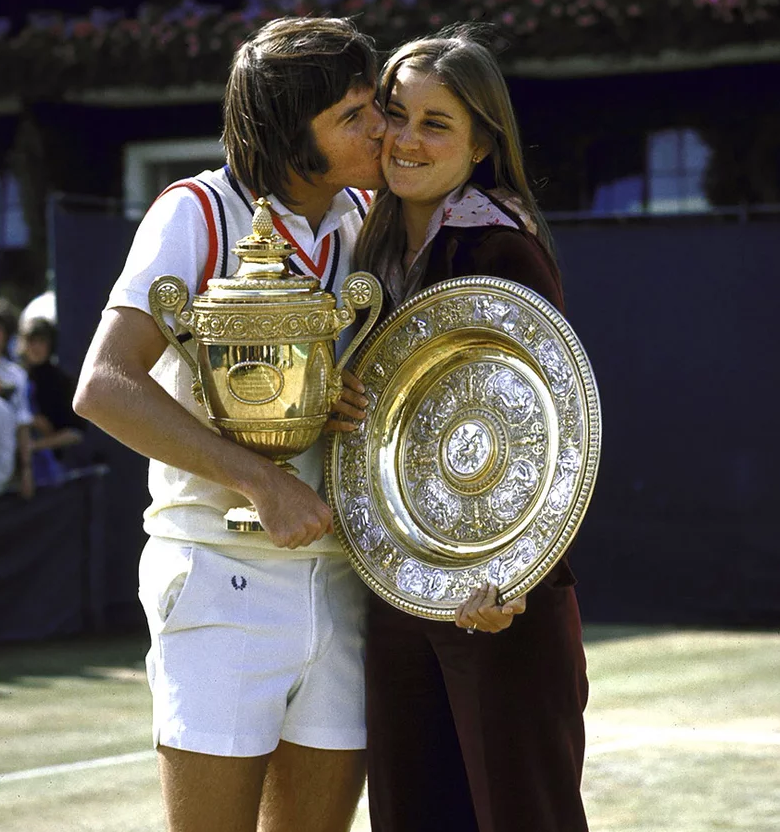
74;18;385;832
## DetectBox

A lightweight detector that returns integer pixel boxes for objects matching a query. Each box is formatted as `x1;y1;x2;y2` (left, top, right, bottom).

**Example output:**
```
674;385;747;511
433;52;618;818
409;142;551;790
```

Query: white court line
2;726;778;784
0;750;156;784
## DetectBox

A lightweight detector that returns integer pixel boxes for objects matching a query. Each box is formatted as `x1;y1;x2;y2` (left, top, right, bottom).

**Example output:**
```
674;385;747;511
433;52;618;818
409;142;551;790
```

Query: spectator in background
0;299;34;498
18;317;86;486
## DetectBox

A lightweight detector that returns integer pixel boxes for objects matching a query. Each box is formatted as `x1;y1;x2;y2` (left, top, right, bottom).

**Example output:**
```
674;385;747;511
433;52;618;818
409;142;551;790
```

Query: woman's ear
471;143;491;165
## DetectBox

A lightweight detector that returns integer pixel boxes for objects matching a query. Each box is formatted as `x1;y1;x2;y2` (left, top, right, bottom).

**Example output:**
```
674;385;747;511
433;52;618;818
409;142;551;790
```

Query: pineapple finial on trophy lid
234;197;294;261
224;197;305;284
251;197;276;239
203;195;318;295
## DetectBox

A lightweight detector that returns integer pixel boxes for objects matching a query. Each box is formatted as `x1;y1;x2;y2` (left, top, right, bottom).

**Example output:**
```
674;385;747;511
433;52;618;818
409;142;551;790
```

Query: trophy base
225;506;264;532
224;459;299;532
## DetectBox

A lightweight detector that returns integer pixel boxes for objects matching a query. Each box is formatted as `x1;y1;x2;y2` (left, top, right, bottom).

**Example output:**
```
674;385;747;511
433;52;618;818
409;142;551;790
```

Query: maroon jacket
421;206;565;313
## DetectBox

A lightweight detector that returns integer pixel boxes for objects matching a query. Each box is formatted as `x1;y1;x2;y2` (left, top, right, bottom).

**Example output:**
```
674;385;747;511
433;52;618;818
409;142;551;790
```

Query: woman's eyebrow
387;100;453;120
423;109;454;120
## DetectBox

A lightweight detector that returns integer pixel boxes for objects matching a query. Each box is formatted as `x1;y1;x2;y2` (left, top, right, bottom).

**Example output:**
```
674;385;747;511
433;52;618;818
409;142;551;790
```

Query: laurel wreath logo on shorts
231;575;247;590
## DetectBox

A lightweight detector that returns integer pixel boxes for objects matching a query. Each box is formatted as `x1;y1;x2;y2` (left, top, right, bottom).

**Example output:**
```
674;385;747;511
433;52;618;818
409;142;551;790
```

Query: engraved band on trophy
148;198;383;532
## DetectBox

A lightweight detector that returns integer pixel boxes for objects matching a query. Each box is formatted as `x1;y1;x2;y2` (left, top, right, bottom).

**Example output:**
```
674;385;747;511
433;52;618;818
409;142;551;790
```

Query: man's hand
250;368;368;547
454;582;527;634
246;465;334;549
324;369;368;433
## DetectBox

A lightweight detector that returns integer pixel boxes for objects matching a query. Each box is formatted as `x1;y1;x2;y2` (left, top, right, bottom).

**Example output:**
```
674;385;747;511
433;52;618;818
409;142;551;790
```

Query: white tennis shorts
138;537;368;757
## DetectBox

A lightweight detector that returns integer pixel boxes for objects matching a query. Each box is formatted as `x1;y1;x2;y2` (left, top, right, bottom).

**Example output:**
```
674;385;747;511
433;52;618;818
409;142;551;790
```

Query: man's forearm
74;354;275;501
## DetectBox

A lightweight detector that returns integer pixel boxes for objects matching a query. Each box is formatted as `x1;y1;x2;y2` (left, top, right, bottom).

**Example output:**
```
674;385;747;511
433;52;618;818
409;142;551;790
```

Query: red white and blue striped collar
265;190;370;243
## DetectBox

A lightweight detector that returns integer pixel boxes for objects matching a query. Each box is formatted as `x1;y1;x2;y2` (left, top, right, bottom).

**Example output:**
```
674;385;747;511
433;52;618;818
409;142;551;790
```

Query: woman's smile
392;157;427;169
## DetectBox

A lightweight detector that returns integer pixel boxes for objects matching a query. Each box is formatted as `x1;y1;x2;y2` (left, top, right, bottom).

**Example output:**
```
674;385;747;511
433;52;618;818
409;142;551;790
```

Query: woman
354;29;590;832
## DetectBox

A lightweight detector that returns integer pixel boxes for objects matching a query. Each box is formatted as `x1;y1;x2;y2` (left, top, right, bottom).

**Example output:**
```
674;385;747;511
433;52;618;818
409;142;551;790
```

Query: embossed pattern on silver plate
326;276;601;620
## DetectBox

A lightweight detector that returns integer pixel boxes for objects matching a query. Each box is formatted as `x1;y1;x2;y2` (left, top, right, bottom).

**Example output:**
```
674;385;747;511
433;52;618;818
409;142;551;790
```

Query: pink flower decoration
72;21;95;38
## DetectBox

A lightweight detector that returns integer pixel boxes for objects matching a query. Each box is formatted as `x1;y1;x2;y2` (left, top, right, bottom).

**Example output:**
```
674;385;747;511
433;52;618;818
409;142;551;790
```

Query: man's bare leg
258;741;366;832
159;746;270;832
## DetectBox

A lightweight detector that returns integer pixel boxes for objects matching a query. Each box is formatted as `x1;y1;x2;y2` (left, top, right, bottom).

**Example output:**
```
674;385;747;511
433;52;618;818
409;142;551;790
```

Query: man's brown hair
223;17;377;204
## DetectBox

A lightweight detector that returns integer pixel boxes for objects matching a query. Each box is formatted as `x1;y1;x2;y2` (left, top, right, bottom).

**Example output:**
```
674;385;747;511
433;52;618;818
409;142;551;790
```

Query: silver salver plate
326;276;601;619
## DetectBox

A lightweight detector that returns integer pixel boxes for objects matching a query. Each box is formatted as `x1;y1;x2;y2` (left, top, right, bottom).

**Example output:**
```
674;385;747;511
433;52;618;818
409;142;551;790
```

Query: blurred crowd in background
0;296;86;498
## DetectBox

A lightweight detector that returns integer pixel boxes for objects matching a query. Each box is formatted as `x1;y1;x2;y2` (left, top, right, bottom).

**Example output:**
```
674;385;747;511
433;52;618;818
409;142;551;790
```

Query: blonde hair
355;28;554;275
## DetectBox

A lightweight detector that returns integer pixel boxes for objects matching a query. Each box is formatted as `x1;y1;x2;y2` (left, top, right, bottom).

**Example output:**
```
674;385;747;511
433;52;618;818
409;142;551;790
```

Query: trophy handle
148;275;204;404
332;271;383;383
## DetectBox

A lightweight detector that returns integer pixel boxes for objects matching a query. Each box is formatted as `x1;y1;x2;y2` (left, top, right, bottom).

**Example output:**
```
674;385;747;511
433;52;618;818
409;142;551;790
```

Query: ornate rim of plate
326;276;601;620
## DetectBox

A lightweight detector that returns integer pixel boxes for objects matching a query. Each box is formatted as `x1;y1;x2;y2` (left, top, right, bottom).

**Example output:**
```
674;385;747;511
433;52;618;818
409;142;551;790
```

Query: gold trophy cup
148;198;382;531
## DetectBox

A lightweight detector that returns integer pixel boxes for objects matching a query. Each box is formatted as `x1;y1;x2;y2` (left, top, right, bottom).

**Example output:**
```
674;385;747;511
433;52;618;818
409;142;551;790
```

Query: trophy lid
205;197;319;297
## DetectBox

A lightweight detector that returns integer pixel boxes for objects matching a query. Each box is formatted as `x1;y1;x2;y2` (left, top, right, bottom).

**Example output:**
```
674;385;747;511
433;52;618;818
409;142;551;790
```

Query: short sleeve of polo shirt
106;187;210;331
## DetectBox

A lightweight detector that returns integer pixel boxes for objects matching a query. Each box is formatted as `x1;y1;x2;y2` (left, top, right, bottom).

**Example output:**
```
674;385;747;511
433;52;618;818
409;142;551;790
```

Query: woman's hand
455;582;527;634
324;369;368;433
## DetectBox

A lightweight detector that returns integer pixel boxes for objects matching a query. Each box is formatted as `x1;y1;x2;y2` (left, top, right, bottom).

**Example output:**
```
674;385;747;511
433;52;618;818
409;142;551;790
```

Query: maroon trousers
365;582;590;832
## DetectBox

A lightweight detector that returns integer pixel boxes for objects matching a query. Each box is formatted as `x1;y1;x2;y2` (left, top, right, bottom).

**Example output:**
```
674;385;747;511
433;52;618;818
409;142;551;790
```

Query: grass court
1;625;778;831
